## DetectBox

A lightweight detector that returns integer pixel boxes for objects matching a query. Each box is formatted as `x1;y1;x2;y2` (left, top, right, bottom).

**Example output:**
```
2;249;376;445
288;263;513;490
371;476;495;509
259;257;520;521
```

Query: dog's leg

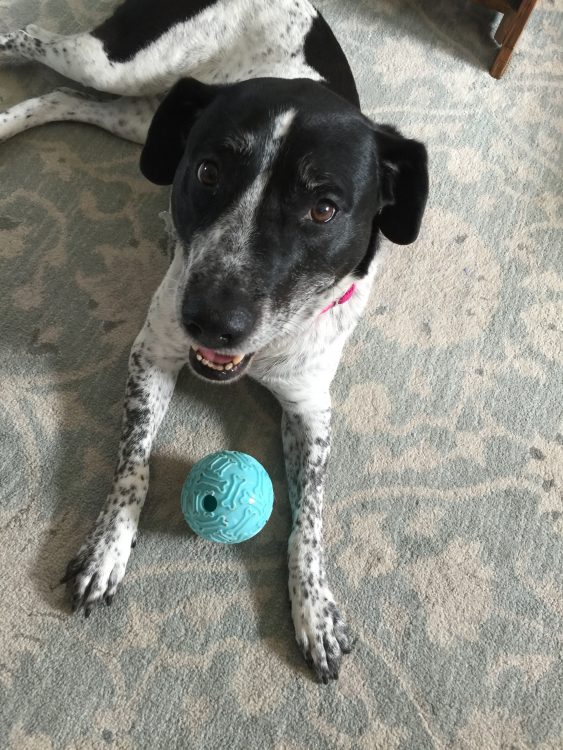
282;399;354;683
62;280;188;615
0;26;137;94
0;17;224;96
0;87;159;143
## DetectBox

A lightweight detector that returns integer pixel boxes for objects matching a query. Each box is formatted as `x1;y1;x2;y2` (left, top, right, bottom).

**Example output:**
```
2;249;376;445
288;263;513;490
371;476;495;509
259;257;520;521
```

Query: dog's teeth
195;349;243;371
201;359;225;371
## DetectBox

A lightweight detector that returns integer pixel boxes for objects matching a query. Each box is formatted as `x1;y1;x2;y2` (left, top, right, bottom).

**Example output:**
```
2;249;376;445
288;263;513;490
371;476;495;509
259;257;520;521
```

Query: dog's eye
197;160;220;187
309;200;338;224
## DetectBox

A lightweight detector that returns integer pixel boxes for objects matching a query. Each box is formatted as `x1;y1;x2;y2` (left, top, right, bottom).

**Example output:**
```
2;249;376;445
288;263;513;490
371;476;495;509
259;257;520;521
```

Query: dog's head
140;77;428;382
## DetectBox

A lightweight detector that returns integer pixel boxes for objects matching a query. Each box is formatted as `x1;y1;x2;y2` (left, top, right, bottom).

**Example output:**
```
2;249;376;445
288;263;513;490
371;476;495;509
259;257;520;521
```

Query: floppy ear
373;125;429;245
140;78;222;185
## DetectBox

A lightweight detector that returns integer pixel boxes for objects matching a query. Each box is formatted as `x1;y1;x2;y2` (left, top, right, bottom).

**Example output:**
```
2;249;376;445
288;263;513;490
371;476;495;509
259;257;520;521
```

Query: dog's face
141;78;428;382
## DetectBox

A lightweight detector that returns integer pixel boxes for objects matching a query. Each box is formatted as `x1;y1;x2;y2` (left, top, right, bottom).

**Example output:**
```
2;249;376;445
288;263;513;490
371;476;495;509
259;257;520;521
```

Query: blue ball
181;451;274;543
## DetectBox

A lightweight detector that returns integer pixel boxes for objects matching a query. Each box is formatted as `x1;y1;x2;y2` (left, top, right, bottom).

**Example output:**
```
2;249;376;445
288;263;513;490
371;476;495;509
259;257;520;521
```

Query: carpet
1;1;562;748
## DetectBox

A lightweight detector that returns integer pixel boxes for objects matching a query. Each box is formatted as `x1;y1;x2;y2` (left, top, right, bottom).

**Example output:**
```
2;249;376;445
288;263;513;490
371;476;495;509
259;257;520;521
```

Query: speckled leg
0;26;78;67
282;404;354;683
62;293;188;615
62;342;180;615
0;23;197;95
0;26;48;63
0;26;127;92
0;87;159;143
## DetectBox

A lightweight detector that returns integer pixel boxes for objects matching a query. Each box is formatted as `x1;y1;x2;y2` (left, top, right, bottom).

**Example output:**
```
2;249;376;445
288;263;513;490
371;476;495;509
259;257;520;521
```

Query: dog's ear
140;78;221;185
373;125;428;245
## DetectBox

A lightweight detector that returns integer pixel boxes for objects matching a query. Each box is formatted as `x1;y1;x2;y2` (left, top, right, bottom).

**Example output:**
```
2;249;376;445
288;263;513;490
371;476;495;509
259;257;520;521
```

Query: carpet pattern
1;1;562;748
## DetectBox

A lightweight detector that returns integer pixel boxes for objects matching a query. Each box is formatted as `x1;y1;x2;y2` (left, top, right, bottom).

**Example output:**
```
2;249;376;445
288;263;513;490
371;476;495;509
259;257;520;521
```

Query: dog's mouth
188;346;254;383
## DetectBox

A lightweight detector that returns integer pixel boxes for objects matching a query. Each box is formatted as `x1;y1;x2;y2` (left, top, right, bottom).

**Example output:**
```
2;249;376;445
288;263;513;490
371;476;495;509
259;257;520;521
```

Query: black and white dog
0;0;428;682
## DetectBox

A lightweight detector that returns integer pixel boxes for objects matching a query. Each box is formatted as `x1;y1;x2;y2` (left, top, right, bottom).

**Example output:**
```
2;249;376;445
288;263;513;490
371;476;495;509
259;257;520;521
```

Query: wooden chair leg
490;0;539;79
491;45;514;77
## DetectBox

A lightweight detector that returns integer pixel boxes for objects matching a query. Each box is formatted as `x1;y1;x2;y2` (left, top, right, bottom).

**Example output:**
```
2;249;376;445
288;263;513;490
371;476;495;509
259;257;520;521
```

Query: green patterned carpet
1;1;562;748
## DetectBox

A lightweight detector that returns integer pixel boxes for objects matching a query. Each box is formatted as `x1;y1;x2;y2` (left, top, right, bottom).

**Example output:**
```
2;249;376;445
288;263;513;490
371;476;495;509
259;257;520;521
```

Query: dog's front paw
61;521;134;617
291;584;354;683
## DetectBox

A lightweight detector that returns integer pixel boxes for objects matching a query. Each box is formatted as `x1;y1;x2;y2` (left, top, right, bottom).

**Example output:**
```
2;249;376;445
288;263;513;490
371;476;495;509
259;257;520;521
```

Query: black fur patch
92;0;217;62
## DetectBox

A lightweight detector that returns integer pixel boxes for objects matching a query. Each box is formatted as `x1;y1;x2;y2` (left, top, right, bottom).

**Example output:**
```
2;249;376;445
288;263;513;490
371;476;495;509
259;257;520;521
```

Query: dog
0;0;428;683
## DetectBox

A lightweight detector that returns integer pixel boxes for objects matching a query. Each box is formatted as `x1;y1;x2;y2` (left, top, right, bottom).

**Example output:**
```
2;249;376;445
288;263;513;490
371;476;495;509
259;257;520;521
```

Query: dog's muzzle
182;290;257;383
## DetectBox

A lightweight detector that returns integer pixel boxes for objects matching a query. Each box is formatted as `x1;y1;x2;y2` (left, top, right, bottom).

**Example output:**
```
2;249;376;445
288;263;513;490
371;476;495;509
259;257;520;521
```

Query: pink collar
320;283;356;315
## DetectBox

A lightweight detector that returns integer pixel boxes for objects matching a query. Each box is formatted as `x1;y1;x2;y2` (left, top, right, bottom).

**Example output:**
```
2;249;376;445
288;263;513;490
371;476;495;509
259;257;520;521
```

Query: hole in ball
202;494;217;513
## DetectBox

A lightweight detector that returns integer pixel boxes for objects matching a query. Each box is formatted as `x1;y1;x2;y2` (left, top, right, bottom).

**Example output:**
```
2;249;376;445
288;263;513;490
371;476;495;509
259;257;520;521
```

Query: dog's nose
182;296;255;350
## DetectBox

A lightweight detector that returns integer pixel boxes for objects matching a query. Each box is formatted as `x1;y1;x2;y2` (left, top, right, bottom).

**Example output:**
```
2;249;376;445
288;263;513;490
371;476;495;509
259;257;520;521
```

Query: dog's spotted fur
0;0;428;683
